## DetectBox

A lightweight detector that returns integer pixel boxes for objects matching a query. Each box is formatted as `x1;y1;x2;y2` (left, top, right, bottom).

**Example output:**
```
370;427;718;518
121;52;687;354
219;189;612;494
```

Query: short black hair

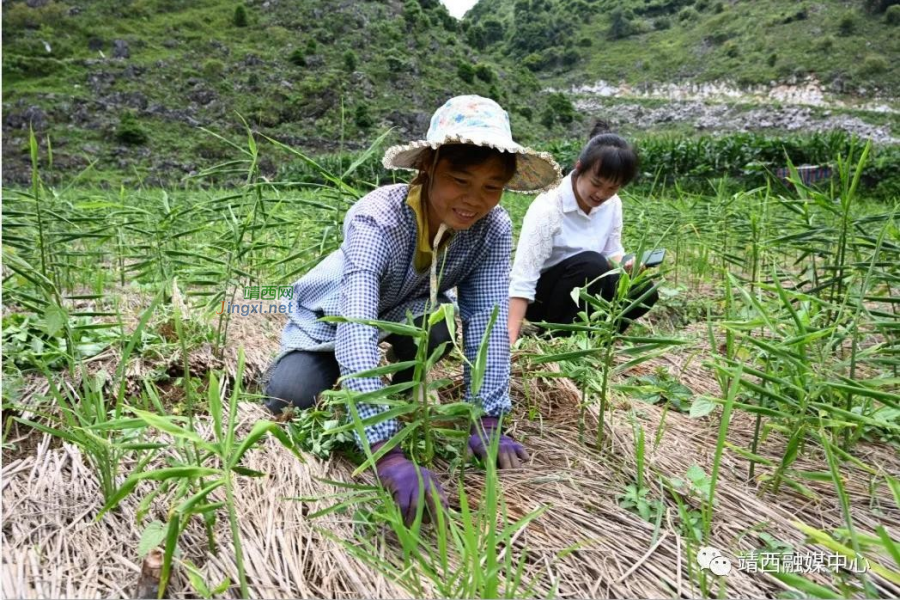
413;144;517;184
572;133;638;187
588;119;612;140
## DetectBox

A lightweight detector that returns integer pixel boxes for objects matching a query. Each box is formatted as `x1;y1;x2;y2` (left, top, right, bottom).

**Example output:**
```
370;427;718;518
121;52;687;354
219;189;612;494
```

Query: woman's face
426;155;510;231
573;160;622;212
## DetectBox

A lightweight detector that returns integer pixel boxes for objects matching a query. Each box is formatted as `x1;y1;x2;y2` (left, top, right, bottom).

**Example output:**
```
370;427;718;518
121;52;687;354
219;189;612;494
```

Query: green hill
2;0;545;185
465;0;900;94
2;0;897;186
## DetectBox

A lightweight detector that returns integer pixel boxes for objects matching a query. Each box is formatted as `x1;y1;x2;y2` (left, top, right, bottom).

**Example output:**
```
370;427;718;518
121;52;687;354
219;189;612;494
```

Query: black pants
525;251;659;335
264;315;452;414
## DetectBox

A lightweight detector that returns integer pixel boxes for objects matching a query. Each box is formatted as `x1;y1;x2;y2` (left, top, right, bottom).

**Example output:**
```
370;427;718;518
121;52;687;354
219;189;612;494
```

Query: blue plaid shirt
276;184;512;445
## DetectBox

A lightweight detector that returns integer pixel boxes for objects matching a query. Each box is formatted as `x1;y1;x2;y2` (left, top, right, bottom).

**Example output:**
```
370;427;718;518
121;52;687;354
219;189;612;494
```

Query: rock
4;105;49;131
243;53;263;66
88;37;104;52
162;39;179;49
306;55;325;68
113;39;130;59
122;65;145;79
68;6;81;16
188;88;217;106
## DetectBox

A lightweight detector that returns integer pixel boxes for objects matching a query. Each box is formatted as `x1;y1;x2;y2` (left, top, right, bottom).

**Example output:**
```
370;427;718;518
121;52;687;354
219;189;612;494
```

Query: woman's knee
572;251;612;280
264;351;339;414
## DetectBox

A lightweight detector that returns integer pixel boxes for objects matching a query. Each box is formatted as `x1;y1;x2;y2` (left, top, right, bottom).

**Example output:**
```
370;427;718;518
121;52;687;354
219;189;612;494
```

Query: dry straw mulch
3;297;899;598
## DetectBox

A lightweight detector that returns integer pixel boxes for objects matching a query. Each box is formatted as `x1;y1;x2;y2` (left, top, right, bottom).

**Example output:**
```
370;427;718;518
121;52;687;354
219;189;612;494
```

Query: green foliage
115;111;149;145
608;7;637;39
577;35;592;46
861;53;889;75
456;61;475;83
233;4;248;27
817;35;835;52
305;38;318;54
201;59;225;78
654;16;671;30
838;10;857;36
343;49;358;72
354;104;374;130
288;48;306;67
767;52;777;67
677;6;699;22
723;41;739;58
887;5;900;24
3;1;69;30
544;91;576;125
474;62;495;83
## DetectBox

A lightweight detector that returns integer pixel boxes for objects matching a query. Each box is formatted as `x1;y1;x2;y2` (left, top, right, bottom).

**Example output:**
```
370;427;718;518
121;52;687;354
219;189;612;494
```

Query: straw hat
382;95;561;193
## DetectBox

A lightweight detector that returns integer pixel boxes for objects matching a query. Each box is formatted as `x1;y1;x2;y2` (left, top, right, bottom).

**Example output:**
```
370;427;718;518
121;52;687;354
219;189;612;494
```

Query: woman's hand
508;297;529;345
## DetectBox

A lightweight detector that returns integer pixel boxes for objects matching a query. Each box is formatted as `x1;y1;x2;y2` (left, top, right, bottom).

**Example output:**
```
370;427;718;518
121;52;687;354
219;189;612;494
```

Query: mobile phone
641;248;666;268
621;249;666;268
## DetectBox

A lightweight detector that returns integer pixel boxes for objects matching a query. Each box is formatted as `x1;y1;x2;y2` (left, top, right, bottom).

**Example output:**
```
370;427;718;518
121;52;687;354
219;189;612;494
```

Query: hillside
2;0;544;185
465;0;900;97
2;0;898;186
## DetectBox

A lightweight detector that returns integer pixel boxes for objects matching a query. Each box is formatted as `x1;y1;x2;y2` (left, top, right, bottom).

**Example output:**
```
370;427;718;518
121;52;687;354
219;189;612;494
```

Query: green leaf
138;520;167;557
43;304;67;338
98;467;221;519
181;559;211;599
770;572;839;598
129;407;214;450
689;396;718;419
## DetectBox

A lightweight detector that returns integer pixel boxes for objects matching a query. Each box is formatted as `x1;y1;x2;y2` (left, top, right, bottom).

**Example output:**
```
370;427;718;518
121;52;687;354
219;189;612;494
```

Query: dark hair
412;144;517;185
572;133;638;186
588;119;612;140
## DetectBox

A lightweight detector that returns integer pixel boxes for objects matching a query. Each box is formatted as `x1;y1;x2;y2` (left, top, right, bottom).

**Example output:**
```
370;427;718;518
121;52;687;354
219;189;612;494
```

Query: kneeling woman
263;95;560;523
508;134;658;345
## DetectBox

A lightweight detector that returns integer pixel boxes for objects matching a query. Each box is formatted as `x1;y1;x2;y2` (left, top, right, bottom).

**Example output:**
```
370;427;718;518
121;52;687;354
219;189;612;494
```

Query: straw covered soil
3;296;899;599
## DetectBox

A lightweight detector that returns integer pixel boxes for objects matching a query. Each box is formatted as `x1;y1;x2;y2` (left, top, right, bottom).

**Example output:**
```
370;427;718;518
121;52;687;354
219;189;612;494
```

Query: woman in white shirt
508;134;658;344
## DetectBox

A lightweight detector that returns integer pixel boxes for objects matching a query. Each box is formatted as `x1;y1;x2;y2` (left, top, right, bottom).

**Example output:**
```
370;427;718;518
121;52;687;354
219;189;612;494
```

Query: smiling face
572;160;623;213
424;153;512;234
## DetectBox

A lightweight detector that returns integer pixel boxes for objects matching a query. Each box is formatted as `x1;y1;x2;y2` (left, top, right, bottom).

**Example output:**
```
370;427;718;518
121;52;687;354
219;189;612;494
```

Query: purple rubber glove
373;442;448;526
468;416;530;469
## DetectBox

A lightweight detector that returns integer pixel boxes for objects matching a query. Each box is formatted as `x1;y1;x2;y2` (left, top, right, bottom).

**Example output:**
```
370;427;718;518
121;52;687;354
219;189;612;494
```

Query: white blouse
509;173;624;302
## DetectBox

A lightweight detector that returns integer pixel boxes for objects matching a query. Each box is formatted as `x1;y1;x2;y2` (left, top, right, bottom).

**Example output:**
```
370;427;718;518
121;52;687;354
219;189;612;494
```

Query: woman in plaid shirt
263;96;560;523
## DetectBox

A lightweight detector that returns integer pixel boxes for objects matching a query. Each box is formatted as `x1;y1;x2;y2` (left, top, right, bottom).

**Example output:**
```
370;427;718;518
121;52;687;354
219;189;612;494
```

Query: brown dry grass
2;291;898;599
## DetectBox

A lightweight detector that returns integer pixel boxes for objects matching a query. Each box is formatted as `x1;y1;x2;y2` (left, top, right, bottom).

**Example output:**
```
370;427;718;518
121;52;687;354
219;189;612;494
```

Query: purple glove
373;442;448;526
468;416;530;469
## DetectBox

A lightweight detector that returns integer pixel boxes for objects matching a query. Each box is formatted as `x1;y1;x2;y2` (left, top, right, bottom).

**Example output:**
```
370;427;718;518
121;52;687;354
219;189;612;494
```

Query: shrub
518;106;533;122
817;36;835;52
233;5;248;27
523;53;544;72
695;0;709;10
609;7;637;39
4;2;69;29
547;92;576;124
861;54;889;75
654;17;672;30
343;49;358;71
562;47;580;63
475;63;495;83
306;39;318;54
202;59;225;78
723;41;739;58
767;52;777;67
115;112;148;145
289;48;306;66
712;1;724;13
886;5;900;23
578;35;593;47
354;104;374;129
457;61;475;83
678;7;699;22
837;11;856;36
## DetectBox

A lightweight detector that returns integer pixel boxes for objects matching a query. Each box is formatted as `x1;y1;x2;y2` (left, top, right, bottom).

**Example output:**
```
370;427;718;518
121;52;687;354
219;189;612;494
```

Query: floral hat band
382;95;561;193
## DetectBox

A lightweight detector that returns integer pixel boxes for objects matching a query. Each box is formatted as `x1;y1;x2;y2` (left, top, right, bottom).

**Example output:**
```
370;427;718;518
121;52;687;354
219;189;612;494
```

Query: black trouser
525;251;659;335
264;315;452;414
